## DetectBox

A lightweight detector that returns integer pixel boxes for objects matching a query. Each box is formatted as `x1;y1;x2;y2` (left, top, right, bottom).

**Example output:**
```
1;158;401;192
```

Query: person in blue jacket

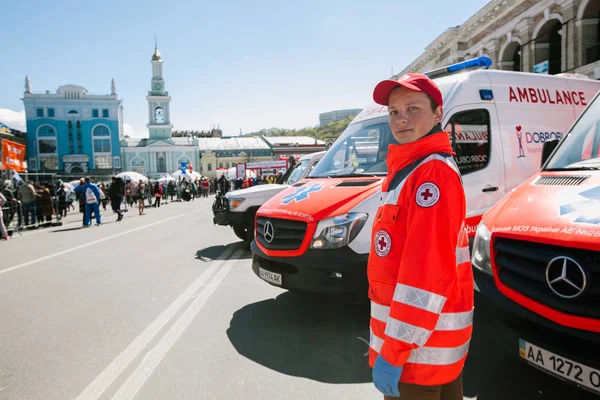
74;177;102;227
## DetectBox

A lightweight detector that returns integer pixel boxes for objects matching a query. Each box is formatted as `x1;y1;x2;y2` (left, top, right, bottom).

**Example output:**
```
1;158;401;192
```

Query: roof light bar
425;56;492;79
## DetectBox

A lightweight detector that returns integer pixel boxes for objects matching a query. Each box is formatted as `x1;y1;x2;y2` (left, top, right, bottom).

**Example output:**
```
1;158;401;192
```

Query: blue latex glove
373;354;403;398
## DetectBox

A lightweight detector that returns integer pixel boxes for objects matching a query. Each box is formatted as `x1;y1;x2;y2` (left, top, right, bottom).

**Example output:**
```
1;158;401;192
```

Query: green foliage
246;117;354;143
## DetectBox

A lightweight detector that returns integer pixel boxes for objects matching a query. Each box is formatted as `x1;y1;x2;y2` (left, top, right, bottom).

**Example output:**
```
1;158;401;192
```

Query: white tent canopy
171;170;202;181
116;171;149;182
157;175;175;183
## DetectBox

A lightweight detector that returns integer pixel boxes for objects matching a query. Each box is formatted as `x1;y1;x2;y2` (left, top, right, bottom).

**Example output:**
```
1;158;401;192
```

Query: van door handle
482;186;499;193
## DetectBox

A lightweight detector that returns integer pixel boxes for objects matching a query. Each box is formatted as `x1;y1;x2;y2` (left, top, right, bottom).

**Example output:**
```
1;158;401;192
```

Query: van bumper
474;269;600;383
251;241;368;296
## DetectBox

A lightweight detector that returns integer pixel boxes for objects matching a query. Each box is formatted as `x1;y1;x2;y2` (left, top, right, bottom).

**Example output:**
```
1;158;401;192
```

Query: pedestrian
109;176;124;221
0;191;9;240
153;181;162;207
74;177;102;226
367;73;473;400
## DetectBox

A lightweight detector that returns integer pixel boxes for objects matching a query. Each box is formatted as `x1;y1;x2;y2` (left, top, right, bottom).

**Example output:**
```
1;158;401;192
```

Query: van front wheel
233;225;248;241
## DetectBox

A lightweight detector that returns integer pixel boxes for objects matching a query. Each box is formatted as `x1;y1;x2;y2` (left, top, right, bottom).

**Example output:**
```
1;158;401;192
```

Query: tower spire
155;35;157;52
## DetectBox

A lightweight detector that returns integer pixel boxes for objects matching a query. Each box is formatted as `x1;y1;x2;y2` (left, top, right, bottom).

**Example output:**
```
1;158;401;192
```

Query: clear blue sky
2;0;490;137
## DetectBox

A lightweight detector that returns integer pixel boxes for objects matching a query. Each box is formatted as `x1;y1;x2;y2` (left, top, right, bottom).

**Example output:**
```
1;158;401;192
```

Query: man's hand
373;354;403;397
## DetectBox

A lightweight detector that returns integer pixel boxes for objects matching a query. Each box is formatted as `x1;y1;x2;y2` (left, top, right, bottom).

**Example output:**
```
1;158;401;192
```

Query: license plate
519;339;600;394
258;267;282;286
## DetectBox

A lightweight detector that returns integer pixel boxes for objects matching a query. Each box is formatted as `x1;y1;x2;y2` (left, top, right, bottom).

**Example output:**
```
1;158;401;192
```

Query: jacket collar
386;125;453;172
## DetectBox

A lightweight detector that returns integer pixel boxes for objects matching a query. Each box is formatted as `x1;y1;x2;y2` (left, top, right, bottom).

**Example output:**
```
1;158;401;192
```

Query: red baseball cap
373;73;443;107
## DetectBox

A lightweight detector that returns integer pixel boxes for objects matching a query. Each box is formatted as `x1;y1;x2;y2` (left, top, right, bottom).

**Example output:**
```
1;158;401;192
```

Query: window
36;108;44;117
92;109;99;118
76;121;82;153
93;139;111;153
92;125;112;168
113;156;122;169
38;139;57;153
68;121;74;154
131;158;146;174
156;151;167;173
48;108;55;118
444;109;491;175
93;125;110;136
219;162;223;168
102;109;109;118
225;162;230;168
38;125;56;136
94;155;112;169
39;156;58;171
207;163;212;171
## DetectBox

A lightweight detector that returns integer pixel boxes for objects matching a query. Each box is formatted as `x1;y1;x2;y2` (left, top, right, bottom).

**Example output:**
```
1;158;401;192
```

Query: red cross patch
374;230;392;257
416;182;440;207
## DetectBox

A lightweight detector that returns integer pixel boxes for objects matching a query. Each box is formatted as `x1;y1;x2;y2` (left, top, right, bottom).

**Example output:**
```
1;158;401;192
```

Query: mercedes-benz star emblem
263;221;275;243
545;256;587;299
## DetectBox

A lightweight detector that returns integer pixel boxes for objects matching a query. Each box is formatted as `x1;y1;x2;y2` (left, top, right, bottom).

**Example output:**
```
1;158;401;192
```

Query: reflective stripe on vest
393;283;447;314
371;301;473;331
370;328;471;366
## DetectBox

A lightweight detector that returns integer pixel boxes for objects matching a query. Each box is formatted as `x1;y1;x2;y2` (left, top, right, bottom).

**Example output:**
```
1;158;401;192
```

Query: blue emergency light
425;56;492;79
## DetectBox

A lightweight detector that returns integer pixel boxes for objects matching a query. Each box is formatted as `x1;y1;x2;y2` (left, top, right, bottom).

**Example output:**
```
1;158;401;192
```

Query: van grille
256;217;307;250
533;175;589;186
493;237;600;319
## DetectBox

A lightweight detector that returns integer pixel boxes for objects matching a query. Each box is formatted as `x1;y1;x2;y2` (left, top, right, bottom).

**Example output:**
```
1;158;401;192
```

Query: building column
516;18;534;72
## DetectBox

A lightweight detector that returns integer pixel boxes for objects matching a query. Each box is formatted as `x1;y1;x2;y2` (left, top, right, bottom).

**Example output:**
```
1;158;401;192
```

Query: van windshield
546;93;600;171
309;116;396;177
285;158;312;185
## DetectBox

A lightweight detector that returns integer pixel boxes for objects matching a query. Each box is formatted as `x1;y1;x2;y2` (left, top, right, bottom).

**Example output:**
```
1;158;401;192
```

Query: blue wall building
22;77;123;175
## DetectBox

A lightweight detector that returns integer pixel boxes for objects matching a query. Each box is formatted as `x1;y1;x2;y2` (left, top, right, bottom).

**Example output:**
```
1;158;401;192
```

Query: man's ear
435;106;444;124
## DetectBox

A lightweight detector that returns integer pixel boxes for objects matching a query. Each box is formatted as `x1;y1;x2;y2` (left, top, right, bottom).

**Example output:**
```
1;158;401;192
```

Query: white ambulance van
251;57;600;296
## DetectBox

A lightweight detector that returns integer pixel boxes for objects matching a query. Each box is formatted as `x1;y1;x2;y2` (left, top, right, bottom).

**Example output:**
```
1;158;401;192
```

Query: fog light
330;272;343;279
312;240;324;249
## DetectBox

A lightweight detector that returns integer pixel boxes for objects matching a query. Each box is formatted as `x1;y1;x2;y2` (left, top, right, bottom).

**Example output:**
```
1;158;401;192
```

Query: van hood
226;184;286;198
258;177;383;222
484;173;600;249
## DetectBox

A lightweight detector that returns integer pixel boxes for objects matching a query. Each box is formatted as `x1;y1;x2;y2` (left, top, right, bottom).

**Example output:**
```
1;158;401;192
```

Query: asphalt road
0;197;597;400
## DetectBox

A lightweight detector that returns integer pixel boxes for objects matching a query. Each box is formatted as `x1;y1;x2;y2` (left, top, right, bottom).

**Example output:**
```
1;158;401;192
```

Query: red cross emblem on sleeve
416;182;440;207
375;230;392;257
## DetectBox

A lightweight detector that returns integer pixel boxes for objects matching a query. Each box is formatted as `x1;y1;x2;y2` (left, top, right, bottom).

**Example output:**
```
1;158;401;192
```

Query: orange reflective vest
367;131;473;386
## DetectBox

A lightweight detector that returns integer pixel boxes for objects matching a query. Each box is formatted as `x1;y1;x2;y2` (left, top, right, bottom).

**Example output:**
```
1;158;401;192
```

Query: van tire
246;219;255;242
233;225;248;241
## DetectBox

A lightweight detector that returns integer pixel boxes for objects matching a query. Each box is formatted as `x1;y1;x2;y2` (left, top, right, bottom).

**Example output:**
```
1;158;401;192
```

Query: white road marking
74;244;240;400
111;247;244;400
1;214;186;276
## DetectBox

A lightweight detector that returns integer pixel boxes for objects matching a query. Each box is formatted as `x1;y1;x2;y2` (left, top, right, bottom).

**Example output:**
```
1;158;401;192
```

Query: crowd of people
0;170;286;241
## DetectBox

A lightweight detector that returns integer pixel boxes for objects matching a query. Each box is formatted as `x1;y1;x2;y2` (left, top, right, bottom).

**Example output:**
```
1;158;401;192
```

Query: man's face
387;87;443;145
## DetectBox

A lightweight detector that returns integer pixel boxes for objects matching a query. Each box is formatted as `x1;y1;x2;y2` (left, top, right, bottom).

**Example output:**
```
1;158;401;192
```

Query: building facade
198;137;273;179
120;45;199;179
399;0;600;79
319;108;362;126
22;77;123;175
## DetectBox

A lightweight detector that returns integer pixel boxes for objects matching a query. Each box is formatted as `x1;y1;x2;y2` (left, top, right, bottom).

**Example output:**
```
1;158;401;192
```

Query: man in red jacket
368;73;473;400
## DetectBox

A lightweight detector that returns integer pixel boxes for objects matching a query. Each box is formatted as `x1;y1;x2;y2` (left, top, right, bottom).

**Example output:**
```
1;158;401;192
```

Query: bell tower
146;39;173;141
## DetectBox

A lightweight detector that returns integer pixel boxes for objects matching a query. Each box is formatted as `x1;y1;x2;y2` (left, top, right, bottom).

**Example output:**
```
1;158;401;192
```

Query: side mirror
541;139;560;167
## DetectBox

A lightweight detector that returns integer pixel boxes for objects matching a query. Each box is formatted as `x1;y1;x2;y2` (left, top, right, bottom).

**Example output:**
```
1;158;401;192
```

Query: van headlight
228;197;245;209
310;213;368;250
472;222;493;275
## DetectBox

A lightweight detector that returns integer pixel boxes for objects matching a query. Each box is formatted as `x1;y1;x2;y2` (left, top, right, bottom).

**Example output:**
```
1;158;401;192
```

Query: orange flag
1;139;26;172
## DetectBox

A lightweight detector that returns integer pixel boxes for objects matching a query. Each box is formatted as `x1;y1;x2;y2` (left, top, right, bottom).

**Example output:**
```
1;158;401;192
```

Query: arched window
93;125;112;169
207;163;212;171
131;158;146;174
36;125;58;172
219;162;223;168
225;162;230;168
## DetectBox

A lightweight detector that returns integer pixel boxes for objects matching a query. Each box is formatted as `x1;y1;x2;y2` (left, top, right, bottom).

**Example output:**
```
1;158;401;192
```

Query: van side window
444;109;491;175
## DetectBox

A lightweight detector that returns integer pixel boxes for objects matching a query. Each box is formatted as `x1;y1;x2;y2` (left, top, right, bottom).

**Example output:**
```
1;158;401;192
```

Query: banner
236;163;246;179
1;140;26;172
180;161;187;174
